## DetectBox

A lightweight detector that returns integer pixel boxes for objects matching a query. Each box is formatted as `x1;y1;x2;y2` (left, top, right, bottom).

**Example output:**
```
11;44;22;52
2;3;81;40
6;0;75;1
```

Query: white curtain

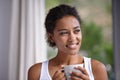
9;0;47;80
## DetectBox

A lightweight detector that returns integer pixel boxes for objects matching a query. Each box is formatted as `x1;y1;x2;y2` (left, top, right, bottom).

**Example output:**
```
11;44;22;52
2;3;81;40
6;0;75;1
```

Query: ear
47;33;54;43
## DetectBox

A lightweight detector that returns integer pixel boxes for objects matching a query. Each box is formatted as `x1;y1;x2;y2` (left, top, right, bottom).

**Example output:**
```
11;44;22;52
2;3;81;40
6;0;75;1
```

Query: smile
66;43;79;49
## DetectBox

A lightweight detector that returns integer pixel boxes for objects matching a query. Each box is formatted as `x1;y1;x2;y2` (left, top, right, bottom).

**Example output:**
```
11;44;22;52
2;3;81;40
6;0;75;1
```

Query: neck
51;51;83;66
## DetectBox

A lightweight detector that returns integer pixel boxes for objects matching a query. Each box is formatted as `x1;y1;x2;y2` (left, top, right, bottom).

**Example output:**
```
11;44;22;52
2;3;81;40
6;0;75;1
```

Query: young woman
28;4;108;80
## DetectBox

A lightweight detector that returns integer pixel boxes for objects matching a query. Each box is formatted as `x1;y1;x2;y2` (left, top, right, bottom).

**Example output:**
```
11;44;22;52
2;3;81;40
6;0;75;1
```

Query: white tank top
40;57;94;80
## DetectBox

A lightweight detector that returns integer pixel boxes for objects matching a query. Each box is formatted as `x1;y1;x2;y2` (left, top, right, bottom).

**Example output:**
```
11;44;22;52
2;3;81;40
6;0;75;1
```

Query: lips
66;43;79;49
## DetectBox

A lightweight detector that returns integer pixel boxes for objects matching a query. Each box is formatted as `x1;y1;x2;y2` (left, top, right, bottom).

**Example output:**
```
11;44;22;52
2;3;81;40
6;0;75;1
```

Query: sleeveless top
40;57;94;80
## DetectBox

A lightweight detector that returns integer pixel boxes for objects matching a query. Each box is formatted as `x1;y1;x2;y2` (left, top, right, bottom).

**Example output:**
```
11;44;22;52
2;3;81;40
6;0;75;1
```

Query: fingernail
61;69;64;72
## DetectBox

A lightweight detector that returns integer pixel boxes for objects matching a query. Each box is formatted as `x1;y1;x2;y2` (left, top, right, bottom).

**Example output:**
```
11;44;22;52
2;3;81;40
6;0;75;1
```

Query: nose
68;32;76;41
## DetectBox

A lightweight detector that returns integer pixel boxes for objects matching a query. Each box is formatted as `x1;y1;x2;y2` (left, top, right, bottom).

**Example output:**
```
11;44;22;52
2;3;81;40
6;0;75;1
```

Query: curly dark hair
45;4;81;47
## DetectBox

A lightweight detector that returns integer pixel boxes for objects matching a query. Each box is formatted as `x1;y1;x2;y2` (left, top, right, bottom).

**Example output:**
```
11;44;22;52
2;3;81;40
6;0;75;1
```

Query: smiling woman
52;16;82;55
28;4;108;80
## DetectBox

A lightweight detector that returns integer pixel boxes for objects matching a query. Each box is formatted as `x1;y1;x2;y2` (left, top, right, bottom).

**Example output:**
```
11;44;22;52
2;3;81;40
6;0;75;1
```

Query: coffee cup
64;64;83;80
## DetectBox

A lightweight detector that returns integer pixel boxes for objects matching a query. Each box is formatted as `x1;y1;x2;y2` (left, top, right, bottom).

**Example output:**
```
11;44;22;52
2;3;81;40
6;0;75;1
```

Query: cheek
55;41;65;49
77;33;82;41
80;35;82;40
57;38;66;43
54;37;67;47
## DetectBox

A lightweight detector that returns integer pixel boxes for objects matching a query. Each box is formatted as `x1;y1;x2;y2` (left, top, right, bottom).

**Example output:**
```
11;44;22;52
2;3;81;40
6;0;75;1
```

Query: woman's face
51;16;82;55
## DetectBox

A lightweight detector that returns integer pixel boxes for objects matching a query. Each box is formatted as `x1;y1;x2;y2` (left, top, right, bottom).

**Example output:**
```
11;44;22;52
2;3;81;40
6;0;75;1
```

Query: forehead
55;16;80;30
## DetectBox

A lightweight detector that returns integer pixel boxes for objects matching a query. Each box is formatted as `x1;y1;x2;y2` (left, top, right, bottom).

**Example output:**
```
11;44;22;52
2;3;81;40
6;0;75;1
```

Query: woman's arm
91;60;108;80
28;63;41;80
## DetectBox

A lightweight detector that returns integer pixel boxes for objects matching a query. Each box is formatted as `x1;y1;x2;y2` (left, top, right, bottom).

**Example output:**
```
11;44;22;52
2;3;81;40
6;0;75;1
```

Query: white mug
64;64;83;80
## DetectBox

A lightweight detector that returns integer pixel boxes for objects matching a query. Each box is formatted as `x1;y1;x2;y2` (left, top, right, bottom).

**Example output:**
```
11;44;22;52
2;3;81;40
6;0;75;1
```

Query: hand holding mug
64;64;90;80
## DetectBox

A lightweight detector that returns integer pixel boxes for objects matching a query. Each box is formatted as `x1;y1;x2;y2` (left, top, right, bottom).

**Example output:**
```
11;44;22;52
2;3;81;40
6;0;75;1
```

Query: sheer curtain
9;0;47;80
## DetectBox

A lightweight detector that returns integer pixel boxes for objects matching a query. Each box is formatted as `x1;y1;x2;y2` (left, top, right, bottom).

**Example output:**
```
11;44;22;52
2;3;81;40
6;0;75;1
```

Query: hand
52;69;66;80
70;66;90;80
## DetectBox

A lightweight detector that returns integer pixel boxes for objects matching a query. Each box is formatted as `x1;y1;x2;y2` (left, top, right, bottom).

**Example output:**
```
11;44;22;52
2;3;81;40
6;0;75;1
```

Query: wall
0;0;11;79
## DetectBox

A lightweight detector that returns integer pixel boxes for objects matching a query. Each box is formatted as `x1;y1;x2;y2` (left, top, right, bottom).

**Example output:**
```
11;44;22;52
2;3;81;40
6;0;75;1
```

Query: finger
60;65;65;68
58;72;66;80
70;75;82;80
53;70;62;78
71;71;82;78
53;69;66;80
71;69;89;80
61;76;66;80
75;66;88;75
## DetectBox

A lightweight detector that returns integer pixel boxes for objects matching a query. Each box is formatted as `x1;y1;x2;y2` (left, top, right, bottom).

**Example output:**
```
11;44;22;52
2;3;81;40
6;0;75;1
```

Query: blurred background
0;0;119;80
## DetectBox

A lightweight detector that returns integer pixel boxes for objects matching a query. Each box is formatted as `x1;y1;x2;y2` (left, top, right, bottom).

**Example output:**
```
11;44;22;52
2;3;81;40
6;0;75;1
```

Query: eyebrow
74;26;80;29
58;29;67;32
57;26;80;32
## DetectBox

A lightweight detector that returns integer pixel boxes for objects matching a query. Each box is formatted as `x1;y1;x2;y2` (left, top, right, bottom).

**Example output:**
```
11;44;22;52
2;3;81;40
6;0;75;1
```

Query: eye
74;29;80;34
59;31;69;35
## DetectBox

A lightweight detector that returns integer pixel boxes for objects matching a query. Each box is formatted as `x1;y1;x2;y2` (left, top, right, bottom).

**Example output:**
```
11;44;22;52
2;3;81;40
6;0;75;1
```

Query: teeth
66;43;78;49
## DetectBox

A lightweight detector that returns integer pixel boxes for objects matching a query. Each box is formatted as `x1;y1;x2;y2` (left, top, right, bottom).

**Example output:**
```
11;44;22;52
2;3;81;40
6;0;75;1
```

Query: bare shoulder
91;59;108;80
28;63;42;80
